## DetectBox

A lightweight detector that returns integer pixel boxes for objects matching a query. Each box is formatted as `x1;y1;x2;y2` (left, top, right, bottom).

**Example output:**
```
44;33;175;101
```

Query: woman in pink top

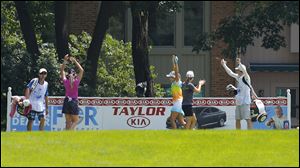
60;54;84;130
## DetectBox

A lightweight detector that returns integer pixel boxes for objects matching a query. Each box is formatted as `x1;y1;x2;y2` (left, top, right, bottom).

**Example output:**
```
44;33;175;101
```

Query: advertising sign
7;96;289;131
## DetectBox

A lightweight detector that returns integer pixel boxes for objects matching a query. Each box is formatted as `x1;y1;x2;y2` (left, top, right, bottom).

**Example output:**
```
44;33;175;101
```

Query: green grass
1;130;299;167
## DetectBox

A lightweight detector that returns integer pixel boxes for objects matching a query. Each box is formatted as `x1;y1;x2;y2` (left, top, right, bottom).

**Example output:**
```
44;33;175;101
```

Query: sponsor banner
50;105;102;131
10;105;102;131
200;106;289;130
102;106;168;129
8;97;289;131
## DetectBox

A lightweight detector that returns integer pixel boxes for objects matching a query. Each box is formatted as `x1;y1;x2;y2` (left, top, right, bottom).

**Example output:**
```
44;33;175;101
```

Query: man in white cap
24;68;49;131
221;56;258;130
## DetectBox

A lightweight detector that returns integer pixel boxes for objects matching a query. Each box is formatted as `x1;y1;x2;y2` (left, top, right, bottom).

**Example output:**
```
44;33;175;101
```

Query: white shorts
235;104;251;120
171;100;184;115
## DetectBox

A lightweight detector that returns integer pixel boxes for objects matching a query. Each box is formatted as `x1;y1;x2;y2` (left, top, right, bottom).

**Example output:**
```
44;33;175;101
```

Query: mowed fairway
1;130;299;167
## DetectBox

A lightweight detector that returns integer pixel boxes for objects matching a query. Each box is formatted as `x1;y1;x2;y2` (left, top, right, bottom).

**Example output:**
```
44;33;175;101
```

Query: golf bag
250;99;267;122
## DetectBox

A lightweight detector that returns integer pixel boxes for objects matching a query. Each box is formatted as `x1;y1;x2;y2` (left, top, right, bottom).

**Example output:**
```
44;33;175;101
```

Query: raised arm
70;56;84;81
221;59;239;79
194;80;206;93
172;55;179;82
237;58;258;99
60;54;68;80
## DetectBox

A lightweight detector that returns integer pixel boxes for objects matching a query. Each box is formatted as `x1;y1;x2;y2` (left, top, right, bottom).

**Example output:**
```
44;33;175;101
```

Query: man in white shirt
221;57;257;129
25;68;49;131
266;105;287;129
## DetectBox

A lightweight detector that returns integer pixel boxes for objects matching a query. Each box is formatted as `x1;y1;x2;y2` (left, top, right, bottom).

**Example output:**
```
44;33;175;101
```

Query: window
276;88;288;97
194;107;205;114
276;88;298;118
184;1;204;46
149;11;175;46
203;108;210;113
210;107;219;113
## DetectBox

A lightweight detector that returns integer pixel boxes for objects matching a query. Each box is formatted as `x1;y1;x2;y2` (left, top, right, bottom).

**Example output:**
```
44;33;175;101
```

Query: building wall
66;1;298;100
148;1;211;96
67;1;238;97
148;1;238;97
244;25;299;64
210;1;236;97
68;1;100;35
243;24;299;95
251;72;299;97
290;24;299;53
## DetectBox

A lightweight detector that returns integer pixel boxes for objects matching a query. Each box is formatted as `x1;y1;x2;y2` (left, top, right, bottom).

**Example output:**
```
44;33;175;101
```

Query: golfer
166;55;186;129
182;71;206;129
60;54;84;130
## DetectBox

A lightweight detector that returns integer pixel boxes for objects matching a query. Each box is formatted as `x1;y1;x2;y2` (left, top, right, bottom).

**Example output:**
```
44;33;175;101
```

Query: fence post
287;89;291;129
6;87;12;132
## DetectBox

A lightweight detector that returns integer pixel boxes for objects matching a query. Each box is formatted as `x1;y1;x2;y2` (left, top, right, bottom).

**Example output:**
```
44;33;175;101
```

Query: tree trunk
85;1;114;94
131;6;154;97
14;1;39;63
55;1;69;60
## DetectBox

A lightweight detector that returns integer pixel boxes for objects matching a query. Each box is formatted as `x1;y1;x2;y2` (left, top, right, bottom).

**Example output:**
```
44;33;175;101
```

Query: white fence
6;87;291;131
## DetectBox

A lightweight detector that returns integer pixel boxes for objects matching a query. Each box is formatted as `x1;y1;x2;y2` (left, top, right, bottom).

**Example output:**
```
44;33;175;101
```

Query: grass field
1;130;299;167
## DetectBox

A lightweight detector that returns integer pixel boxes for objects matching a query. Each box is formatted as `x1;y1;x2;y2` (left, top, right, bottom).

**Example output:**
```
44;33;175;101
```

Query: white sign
7;96;290;131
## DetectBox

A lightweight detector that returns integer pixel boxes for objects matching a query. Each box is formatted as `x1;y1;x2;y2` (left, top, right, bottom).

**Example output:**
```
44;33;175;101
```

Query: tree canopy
192;1;299;58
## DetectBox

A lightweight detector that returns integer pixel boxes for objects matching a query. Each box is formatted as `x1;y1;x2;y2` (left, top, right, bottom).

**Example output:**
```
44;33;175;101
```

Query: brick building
66;1;299;126
66;1;237;96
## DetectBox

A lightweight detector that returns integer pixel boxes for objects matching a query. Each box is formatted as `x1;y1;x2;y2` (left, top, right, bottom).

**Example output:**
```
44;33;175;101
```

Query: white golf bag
251;99;267;122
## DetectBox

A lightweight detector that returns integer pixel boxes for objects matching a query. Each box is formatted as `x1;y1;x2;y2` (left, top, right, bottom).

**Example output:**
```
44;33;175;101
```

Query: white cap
39;68;47;73
235;64;246;72
186;71;194;78
166;71;175;78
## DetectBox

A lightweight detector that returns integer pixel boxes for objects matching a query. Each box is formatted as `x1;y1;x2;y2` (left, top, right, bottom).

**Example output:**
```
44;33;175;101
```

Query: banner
7;96;290;131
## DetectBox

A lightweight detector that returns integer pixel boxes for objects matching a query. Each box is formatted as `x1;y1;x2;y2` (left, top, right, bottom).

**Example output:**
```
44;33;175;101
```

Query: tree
192;1;299;58
81;1;181;97
130;1;181;97
27;1;55;43
68;32;164;97
55;1;69;60
14;1;40;64
2;1;60;130
85;1;120;95
131;2;152;97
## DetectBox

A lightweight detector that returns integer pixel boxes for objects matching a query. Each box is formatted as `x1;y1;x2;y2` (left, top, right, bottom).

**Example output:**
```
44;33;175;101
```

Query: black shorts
182;105;194;117
62;97;79;115
27;110;45;121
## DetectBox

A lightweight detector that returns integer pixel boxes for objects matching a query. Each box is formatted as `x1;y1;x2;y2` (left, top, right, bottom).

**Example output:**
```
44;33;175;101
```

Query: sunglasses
39;72;47;75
